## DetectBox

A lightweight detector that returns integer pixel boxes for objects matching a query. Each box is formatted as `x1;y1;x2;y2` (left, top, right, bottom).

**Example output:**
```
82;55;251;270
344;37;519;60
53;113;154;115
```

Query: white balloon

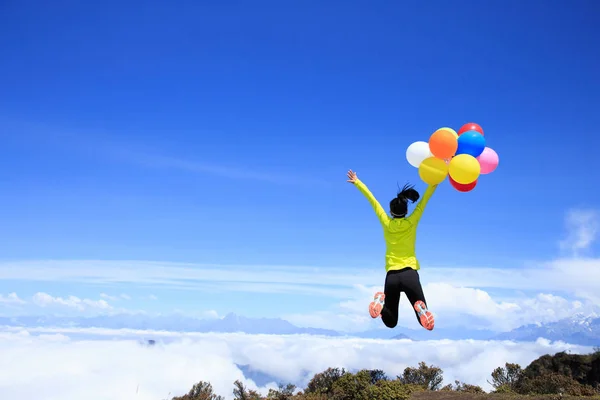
406;141;432;168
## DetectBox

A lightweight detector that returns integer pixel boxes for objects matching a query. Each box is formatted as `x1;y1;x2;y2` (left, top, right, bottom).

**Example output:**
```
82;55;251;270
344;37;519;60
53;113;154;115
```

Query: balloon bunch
405;123;499;192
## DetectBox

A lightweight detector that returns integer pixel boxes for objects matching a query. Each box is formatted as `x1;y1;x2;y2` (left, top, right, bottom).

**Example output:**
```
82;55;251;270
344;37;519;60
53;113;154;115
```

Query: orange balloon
438;127;458;139
429;129;458;159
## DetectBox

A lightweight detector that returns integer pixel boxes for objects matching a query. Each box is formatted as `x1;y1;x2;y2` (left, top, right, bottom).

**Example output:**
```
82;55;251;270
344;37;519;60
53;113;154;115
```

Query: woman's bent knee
382;318;397;328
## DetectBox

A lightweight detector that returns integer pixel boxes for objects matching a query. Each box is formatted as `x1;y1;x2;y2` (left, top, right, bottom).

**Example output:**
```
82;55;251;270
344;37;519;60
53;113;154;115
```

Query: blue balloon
456;130;486;157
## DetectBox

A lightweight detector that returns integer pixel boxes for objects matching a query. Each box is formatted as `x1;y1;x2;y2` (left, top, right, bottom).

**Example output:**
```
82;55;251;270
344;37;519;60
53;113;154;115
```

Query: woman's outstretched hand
346;170;358;184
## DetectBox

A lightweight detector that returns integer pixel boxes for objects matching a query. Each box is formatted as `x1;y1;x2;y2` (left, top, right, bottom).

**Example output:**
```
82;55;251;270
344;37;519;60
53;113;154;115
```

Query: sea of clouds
0;327;593;400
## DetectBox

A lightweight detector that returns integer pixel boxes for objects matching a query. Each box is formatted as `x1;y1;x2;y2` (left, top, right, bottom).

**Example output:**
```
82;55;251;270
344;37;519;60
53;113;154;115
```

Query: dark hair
389;183;420;218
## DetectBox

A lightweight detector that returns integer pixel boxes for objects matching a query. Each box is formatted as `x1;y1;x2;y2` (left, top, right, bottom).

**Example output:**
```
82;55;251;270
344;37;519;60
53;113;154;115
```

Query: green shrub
368;379;414;400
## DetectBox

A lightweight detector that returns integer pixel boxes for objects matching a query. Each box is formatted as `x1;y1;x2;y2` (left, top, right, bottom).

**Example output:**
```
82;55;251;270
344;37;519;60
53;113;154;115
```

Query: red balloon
449;176;477;192
458;122;484;136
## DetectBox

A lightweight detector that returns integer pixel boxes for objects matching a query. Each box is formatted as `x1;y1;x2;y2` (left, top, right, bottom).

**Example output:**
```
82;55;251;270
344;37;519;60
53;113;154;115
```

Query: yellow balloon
438;127;458;139
418;156;449;185
449;154;481;184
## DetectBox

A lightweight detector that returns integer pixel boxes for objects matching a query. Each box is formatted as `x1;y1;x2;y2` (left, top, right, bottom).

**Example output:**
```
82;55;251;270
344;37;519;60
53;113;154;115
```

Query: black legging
381;267;428;328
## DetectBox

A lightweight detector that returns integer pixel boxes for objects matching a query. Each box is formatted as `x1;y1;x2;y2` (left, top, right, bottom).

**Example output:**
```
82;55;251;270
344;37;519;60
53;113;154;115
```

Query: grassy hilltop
171;349;600;400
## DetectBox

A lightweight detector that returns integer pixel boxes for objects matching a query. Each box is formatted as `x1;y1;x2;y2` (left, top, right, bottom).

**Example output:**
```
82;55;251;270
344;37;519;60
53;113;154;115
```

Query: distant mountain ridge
0;312;341;336
494;312;600;346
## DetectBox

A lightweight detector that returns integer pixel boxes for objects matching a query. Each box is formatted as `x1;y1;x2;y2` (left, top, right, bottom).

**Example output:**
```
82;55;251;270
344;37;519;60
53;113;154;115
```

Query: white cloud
0;327;593;400
559;208;599;256
285;283;598;332
120;294;131;300
32;292;112;311
418;284;596;331
0;292;26;305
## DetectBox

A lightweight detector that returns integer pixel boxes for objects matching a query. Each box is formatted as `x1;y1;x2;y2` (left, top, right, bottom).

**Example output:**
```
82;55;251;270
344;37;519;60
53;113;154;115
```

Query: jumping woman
347;169;436;331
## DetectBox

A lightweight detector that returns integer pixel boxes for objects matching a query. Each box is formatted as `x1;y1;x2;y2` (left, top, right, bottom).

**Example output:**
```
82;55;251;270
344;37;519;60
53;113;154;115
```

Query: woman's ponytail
397;183;420;203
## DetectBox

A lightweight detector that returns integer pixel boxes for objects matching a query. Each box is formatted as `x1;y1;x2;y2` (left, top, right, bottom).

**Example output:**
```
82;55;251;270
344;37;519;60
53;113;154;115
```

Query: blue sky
0;1;599;332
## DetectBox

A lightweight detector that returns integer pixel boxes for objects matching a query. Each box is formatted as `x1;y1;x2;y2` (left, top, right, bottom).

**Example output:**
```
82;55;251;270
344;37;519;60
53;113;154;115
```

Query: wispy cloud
1;118;330;187
117;151;330;187
559;208;599;256
101;293;131;301
0;327;593;400
0;260;367;297
1;257;599;299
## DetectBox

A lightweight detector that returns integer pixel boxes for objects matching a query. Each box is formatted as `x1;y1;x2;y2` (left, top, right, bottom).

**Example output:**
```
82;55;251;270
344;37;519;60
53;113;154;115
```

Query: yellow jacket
354;179;436;272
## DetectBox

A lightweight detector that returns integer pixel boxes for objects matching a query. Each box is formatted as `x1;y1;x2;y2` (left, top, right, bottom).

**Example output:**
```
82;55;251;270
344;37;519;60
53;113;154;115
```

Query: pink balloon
476;147;499;174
